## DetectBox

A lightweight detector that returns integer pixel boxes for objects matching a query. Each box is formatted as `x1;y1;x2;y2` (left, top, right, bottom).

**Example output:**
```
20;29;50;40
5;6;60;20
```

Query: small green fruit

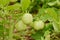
33;20;44;30
22;13;33;24
15;20;27;31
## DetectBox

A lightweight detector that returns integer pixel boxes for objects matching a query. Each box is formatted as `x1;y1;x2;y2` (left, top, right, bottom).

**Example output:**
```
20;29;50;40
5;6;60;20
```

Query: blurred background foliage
0;0;60;40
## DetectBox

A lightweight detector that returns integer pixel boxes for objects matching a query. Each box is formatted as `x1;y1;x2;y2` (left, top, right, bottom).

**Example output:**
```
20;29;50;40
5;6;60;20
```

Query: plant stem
8;25;14;40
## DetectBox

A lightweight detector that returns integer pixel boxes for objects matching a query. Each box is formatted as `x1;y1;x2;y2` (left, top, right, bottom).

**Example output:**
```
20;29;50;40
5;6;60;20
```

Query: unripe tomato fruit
15;20;27;31
33;20;44;30
22;13;33;24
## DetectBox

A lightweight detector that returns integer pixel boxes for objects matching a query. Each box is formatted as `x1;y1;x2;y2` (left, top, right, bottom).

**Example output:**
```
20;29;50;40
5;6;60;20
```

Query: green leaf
41;37;44;40
44;23;53;31
45;8;60;32
5;3;21;11
31;31;43;40
36;8;46;21
40;13;51;22
47;1;56;6
38;8;45;16
52;22;60;32
44;31;50;40
44;30;50;36
0;25;4;37
58;10;60;24
45;8;58;22
21;0;31;11
45;34;50;40
38;8;52;22
0;0;10;7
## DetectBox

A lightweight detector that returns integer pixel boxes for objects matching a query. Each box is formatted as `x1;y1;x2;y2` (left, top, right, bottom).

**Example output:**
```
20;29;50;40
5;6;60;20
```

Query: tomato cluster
15;12;44;31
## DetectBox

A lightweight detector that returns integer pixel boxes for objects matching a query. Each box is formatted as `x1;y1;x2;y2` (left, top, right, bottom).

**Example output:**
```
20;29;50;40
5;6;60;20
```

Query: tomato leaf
45;8;58;22
31;31;43;40
0;25;4;37
21;0;31;11
0;0;10;7
5;3;21;11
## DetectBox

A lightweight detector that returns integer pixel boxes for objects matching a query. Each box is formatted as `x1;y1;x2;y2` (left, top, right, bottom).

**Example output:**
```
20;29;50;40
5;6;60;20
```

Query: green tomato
22;13;33;24
33;20;44;30
15;20;27;31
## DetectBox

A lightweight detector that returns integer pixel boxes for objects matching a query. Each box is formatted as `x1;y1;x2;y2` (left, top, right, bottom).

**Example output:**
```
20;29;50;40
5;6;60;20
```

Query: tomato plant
0;0;60;40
